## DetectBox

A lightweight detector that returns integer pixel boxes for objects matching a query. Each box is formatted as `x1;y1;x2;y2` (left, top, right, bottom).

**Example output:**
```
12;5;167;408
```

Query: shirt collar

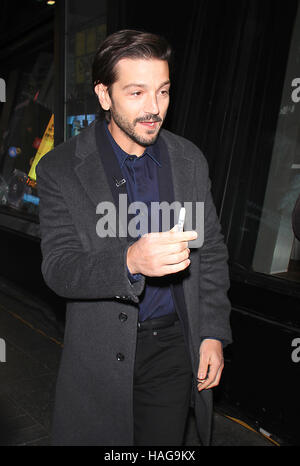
104;121;161;169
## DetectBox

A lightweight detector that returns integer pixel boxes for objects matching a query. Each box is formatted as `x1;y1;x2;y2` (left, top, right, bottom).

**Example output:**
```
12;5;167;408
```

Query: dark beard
110;106;163;148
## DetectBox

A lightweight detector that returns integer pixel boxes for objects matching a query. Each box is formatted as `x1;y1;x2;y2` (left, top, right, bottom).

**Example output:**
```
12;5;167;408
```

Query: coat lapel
74;121;195;226
156;132;196;343
74;121;195;241
157;132;195;213
73;121;195;336
74;120;130;240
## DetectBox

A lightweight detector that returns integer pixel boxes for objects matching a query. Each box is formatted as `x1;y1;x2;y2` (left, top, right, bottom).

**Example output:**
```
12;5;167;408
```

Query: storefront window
0;0;106;236
252;4;300;283
65;0;107;140
0;50;54;223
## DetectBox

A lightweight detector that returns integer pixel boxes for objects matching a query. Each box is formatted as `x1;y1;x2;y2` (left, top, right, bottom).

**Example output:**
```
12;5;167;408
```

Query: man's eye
131;91;142;96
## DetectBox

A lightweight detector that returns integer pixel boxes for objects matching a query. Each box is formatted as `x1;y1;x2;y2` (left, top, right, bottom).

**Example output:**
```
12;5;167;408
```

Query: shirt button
116;353;125;361
119;312;128;322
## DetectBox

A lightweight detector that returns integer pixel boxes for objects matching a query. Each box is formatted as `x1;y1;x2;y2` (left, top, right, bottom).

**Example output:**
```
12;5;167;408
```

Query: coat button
119;312;128;322
116;353;125;361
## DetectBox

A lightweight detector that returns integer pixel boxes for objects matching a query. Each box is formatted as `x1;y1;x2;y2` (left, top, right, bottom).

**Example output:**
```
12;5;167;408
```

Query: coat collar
74;119;193;327
103;120;161;169
74;119;195;235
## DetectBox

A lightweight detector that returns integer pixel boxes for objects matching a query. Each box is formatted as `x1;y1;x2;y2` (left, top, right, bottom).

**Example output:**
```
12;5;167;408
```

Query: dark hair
92;29;173;120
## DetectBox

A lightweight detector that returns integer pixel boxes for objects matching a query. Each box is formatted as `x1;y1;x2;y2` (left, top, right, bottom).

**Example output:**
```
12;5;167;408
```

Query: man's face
96;58;170;155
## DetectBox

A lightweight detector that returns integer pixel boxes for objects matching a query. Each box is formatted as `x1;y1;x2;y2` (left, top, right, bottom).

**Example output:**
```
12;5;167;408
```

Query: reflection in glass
0;51;54;218
65;0;107;140
253;3;300;283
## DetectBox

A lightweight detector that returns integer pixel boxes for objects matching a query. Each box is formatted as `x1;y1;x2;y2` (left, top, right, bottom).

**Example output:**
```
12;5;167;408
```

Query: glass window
252;3;300;283
0;49;54;223
65;0;107;140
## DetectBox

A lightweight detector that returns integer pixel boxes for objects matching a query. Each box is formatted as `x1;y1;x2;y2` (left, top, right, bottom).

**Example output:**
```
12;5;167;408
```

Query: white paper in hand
176;207;186;232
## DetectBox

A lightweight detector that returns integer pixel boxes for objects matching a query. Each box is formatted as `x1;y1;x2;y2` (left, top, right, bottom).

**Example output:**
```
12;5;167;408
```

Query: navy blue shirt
104;123;175;322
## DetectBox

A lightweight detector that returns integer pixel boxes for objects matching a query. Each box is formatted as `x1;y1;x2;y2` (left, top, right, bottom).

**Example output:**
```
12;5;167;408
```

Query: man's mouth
136;119;162;130
138;121;158;127
135;116;162;129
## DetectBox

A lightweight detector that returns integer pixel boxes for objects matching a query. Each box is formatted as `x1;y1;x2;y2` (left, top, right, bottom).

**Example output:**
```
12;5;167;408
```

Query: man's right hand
126;226;198;277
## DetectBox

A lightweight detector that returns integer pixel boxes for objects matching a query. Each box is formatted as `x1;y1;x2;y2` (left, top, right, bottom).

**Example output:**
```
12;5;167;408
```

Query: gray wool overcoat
36;119;232;446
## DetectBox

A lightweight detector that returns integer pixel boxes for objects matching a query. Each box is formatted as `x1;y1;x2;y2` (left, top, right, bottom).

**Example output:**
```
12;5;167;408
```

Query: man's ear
94;83;111;111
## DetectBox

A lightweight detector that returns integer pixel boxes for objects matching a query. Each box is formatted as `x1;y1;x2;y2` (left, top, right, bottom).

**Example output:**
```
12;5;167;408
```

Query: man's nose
145;93;159;115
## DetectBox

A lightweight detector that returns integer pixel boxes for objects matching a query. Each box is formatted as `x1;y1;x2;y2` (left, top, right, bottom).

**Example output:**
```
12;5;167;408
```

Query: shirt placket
126;155;154;236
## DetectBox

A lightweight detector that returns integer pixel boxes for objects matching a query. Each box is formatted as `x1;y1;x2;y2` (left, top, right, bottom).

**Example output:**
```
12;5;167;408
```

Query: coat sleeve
195;153;232;347
36;157;145;302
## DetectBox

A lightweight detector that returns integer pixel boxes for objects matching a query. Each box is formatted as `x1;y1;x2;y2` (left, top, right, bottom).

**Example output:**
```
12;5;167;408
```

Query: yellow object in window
28;114;54;181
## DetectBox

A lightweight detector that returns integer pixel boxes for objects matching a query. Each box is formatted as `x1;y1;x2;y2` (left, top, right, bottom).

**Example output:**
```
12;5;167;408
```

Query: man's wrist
201;337;224;347
127;244;138;275
127;266;142;283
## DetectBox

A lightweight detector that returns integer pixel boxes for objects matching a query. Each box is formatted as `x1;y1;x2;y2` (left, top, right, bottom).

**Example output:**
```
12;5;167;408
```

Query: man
36;29;232;446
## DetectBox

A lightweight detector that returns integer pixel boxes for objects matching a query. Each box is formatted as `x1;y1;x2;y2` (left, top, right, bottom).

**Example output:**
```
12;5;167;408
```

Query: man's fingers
164;246;190;264
163;229;198;243
197;354;209;384
160;258;191;275
197;365;217;391
142;230;197;243
197;360;224;391
135;229;196;277
206;364;223;389
197;340;224;392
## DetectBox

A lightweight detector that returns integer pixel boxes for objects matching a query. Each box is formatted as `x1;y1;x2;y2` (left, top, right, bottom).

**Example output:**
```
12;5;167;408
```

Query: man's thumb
170;224;179;232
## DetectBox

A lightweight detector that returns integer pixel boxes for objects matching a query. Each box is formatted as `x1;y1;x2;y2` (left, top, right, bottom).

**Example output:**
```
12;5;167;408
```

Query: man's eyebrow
158;80;171;89
122;83;146;90
122;80;171;91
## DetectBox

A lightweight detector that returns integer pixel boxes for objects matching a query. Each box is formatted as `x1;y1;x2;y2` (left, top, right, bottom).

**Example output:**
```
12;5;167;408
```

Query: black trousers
133;317;193;446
